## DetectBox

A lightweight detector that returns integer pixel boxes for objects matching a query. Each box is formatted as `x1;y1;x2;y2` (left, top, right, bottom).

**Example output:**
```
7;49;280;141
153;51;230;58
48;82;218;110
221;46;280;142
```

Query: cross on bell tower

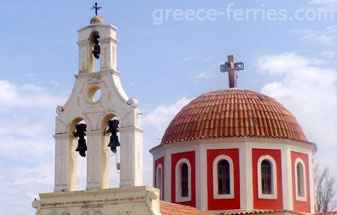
220;55;244;88
92;2;102;16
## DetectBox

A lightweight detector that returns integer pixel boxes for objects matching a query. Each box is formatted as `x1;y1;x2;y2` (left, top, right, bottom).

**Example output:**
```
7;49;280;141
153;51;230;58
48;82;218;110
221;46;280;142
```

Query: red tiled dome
161;89;308;145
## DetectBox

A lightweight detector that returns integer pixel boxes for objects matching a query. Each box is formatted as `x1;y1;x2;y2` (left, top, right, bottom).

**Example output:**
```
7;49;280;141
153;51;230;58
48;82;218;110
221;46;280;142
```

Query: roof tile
160;89;310;145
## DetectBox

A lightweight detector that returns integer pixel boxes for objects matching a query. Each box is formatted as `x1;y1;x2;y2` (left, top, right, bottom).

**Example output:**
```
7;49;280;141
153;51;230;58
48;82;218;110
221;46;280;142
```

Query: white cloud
0;80;66;111
321;50;337;59
257;53;337;174
196;72;215;79
143;97;192;139
0;80;67;214
180;56;202;63
294;27;337;46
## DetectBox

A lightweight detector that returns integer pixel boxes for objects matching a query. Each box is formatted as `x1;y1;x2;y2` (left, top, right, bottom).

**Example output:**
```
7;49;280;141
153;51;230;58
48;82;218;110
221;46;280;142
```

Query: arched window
261;160;272;194
156;165;163;200
212;155;234;199
175;158;191;202
297;163;304;196
295;158;307;201
218;160;230;194
257;155;277;199
181;164;188;197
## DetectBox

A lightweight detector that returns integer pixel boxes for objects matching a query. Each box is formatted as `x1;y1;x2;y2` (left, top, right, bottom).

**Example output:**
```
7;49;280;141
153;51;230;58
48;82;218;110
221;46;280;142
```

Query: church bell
91;34;101;59
74;123;87;157
106;120;120;153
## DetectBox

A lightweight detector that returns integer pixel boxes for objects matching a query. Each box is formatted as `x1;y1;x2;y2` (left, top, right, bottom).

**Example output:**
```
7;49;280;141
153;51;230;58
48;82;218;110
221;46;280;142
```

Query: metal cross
220;55;244;88
91;2;102;16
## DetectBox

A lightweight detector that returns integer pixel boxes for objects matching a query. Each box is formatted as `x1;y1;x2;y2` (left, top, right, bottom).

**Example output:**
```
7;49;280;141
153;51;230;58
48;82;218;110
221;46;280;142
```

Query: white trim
241;144;253;210
165;155;171;202
196;144;206;210
257;155;278;199
284;148;293;210
308;152;315;213
212;155;234;199
294;158;307;202
175;158;192;202
156;164;163;200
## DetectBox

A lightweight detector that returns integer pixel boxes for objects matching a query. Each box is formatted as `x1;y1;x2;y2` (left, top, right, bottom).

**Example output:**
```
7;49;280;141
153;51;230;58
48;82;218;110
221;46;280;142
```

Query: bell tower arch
54;15;143;192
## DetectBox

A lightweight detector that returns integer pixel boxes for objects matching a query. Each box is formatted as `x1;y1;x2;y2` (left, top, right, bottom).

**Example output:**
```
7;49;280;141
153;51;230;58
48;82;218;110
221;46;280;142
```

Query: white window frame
257;155;278;199
213;155;234;199
156;164;163;200
295;158;307;202
175;158;191;202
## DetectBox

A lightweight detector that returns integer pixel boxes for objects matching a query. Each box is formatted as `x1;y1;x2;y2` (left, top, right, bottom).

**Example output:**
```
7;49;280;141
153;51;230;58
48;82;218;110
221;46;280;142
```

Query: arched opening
89;31;101;73
86;85;102;103
181;163;188;197
156;165;163;200
101;113;121;188
297;163;304;197
70;118;88;191
175;158;191;202
295;158;307;201
261;160;272;194
212;155;234;199
218;160;230;195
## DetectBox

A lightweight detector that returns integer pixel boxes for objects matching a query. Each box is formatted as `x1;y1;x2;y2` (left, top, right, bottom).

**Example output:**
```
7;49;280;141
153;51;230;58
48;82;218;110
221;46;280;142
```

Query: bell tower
53;13;143;192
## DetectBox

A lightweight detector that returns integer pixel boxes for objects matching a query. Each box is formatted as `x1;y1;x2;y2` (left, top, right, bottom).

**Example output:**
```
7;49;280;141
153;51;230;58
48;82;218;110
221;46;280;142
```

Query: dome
90;16;104;24
161;89;308;145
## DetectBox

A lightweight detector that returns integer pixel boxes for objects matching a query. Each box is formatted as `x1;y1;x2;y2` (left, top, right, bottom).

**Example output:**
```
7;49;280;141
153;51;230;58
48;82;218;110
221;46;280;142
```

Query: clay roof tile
160;89;310;146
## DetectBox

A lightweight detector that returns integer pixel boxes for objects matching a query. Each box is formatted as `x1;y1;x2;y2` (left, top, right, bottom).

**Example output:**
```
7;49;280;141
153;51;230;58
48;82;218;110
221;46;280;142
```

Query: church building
150;55;317;214
32;3;320;215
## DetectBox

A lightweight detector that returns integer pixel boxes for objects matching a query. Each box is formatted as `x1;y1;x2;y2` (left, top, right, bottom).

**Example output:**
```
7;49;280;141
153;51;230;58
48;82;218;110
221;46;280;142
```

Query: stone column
86;130;110;190
78;41;91;74
119;127;143;187
54;134;78;192
100;38;117;72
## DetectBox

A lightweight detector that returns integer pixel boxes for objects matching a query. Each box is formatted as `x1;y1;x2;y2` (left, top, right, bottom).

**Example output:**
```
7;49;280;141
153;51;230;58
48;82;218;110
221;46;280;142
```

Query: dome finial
91;2;102;16
220;55;244;88
90;2;104;24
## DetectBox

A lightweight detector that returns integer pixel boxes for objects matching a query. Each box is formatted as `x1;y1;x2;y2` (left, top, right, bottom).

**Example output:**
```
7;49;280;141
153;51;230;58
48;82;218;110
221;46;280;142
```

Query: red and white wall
150;137;315;214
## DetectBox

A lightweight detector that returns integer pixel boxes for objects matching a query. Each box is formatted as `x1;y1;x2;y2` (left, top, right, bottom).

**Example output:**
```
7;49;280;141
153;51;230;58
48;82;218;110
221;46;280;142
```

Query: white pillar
243;143;253;210
54;134;78;192
100;38;117;72
78;41;92;74
197;144;208;210
119;127;143;187
282;147;293;210
308;152;315;213
86;130;110;190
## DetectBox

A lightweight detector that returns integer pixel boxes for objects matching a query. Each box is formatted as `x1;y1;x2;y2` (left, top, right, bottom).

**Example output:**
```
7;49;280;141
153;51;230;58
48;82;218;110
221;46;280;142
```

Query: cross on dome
220;55;244;88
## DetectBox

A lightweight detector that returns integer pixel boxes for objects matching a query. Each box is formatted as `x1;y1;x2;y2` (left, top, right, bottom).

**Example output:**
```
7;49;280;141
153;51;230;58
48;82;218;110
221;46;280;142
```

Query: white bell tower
54;15;143;192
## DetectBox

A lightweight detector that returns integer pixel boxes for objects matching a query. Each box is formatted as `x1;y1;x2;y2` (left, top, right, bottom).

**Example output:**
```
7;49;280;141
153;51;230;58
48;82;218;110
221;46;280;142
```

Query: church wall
252;148;283;210
150;138;315;213
206;148;240;210
171;151;196;207
291;151;310;213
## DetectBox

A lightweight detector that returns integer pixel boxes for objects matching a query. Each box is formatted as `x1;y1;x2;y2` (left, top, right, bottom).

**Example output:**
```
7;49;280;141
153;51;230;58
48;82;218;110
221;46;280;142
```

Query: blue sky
0;0;336;214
